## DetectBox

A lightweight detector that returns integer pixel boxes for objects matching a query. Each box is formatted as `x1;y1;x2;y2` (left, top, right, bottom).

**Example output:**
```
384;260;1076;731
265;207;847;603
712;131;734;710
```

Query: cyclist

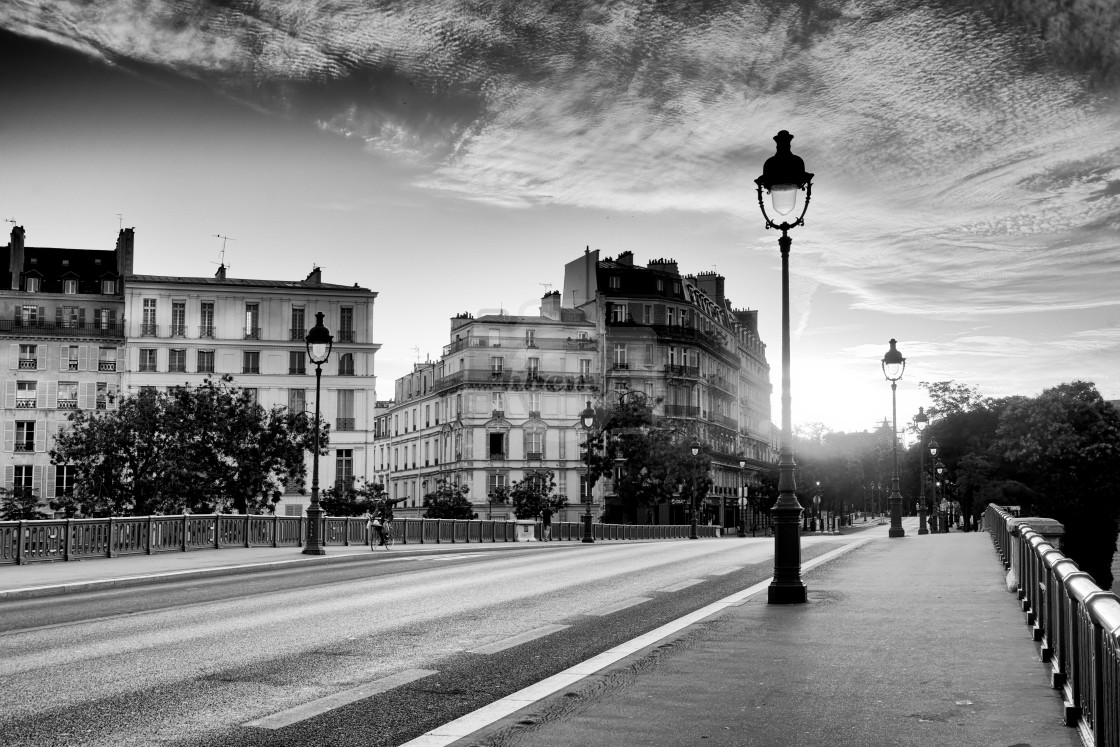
367;506;392;550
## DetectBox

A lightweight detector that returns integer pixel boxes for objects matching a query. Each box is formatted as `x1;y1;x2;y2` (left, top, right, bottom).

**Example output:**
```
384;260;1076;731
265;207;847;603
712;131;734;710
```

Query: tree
0;488;50;520
320;478;387;517
423;481;477;519
508;470;567;520
50;376;326;517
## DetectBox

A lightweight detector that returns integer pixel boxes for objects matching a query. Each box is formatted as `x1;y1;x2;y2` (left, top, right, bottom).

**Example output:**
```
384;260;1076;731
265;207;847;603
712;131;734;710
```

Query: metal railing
0;515;717;565
986;504;1120;746
1;320;125;338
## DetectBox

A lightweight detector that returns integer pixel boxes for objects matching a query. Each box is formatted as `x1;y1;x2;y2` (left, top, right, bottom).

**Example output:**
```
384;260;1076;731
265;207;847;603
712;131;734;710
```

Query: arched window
338;353;354;376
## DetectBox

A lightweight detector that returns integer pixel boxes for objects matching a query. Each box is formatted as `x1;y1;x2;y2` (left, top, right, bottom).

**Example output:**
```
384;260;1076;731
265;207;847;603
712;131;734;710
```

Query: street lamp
689;439;700;540
581;400;597;543
738;456;747;538
935;459;947;533
881;338;906;538
812;481;821;532
303;311;333;556
755;130;813;604
914;406;929;535
928;437;939;532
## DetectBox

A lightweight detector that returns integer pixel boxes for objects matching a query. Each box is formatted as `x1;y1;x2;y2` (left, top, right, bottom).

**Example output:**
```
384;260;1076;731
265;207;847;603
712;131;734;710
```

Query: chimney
306;266;321;285
647;258;679;276
616;250;634;267
9;225;25;290
215;263;227;280
692;272;725;306
115;228;135;276
540;290;561;320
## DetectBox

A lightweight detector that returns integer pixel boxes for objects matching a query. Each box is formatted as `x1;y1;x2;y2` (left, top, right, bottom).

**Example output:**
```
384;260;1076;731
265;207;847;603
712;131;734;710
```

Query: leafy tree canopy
508;469;567;520
320;478;387;517
0;488;50;520
423;480;478;519
49;375;326;517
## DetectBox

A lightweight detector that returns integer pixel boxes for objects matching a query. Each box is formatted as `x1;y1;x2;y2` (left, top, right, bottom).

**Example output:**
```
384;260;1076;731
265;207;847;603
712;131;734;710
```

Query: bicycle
369;520;394;550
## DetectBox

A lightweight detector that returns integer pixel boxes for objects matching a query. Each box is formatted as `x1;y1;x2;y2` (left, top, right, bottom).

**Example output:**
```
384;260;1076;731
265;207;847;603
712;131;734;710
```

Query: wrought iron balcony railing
336;418;355;432
1;320;125;338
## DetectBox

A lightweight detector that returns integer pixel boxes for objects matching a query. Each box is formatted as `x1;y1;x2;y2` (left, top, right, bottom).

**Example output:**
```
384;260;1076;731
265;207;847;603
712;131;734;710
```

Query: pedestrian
540;505;553;541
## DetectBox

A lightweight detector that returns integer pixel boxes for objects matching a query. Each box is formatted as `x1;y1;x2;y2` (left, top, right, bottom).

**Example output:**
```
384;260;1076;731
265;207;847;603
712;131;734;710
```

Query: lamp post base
689;518;698;540
918;506;929;535
302;504;327;555
581;511;595;543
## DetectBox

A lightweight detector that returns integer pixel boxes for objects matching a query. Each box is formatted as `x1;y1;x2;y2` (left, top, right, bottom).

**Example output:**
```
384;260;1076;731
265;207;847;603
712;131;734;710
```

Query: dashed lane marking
468;624;571;655
242;669;438;730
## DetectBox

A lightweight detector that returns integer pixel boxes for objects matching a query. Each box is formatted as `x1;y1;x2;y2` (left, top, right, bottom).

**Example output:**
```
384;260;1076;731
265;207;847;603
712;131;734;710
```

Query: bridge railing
986;504;1120;747
0;514;714;565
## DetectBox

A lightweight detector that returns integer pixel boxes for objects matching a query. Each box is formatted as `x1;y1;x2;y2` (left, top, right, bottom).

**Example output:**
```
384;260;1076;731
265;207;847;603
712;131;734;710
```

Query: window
15;382;36;409
96;383;109;410
425;404;431;427
20;305;38;324
13;465;33;493
244;388;258;405
291;307;306;341
643;304;653;324
289;351;306;375
245;303;260;339
62;278;78;294
580;473;591;499
490;356;504;376
97;308;115;331
488;432;506;459
488;328;500;347
285;504;302;517
491;391;504;413
55;465;76;497
98;347;116;372
18;344;37;370
613;344;628;369
169;349;187;373
200;302;214;338
609;275;620;289
243;351;260;374
527;357;540;378
15;421;35;452
338;353;354;376
609;304;626;323
579;358;592;376
101;278;116;294
337;390;355;431
139;348;157;372
61;306;80;328
525;329;536;348
335;449;354;489
197;350;215;373
24;277;40;293
288;388;306;412
57;382;78;409
142;298;157;336
63;345;79;371
487;472;508;496
171;301;186;337
339;307;354;342
525;430;544;459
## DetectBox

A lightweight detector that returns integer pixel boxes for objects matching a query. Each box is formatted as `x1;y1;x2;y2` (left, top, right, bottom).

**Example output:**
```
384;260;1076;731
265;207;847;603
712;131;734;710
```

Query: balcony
15;399;36;409
338;329;354;343
433;369;599;394
98;361;116;372
57;398;78;410
244;327;261;340
169;325;187;338
198;325;215;339
18;358;36;369
67;361;79;371
1;320;125;339
14;442;34;452
665;364;701;378
288;366;306;376
611;362;630;370
525;451;543;460
290;328;305;341
140;323;159;337
336;418;355;432
664;404;700;418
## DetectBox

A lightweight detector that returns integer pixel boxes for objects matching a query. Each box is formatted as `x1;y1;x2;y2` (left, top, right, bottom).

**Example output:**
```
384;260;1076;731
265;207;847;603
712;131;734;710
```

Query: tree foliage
0;488;50;520
49;376;326;516
508;469;567;520
423;480;477;519
319;478;387;517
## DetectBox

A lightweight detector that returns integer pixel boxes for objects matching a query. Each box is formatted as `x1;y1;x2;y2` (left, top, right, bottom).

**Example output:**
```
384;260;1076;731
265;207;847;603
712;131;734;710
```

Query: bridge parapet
986;504;1120;747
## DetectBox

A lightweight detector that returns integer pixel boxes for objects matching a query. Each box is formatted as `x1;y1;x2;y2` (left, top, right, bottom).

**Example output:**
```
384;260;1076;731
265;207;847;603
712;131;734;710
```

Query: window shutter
34;464;45;494
4;380;15;408
44;381;57;409
38;306;45;321
14;306;21;325
56;306;62;325
116;346;125;372
109;309;116;328
35;423;47;452
60;347;68;372
3;465;13;490
78;308;86;327
79;382;95;410
78;346;89;371
8;343;18;370
45;465;56;500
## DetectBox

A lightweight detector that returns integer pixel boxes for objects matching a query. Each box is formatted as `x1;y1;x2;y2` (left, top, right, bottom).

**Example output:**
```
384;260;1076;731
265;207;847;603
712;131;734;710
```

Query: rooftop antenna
4;218;16;227
540;282;553;293
411;346;421;363
116;213;123;231
212;234;236;270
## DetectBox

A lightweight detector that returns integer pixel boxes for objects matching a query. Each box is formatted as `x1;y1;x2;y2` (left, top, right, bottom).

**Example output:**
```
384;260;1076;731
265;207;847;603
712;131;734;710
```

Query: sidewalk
0;540;544;601
449;520;1081;747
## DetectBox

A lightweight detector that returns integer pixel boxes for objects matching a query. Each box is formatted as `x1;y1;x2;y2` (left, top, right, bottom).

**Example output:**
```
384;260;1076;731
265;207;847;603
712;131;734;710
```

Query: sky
1;0;1118;435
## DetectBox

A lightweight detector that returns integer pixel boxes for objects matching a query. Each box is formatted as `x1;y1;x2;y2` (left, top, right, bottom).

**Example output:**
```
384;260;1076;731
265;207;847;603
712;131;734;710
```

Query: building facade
376;292;601;520
1;226;128;504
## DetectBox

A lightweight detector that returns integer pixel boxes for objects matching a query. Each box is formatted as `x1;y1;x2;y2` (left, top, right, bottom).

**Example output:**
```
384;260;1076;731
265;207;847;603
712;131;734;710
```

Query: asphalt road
1;536;853;747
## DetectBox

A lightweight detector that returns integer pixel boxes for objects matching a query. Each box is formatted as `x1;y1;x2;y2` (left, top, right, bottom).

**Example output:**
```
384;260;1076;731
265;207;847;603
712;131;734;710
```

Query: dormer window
63;279;78;294
24;277;40;293
101;279;116;294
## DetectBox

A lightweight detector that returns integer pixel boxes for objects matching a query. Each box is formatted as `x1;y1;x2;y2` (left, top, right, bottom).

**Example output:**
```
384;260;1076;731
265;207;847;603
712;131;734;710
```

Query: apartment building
123;264;380;516
1;226;129;503
562;248;775;525
376;292;601;520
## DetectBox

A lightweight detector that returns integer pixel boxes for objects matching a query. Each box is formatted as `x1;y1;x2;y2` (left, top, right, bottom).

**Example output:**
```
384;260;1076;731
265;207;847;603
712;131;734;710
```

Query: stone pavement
436;518;1081;747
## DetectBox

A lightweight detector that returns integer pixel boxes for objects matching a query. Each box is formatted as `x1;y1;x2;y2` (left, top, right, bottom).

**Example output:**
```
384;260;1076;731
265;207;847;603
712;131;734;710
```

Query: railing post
146;515;154;555
17;520;26;565
298;516;304;547
182;514;188;552
107;515;115;558
273;514;279;548
244;513;251;548
215;513;221;549
64;518;72;561
344;517;351;547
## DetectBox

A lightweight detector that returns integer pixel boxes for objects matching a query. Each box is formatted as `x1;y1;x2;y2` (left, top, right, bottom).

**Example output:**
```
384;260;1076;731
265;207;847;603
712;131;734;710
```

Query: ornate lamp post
738;456;747;538
580;400;597;543
755;130;813;604
689;439;701;539
914;406;929;535
935;459;947;532
928;437;939;532
303;311;333;556
881;339;906;538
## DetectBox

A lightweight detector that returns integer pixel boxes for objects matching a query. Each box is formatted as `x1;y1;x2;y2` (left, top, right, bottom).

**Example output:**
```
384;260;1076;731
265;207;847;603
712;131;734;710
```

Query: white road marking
656;578;704;592
242;668;437;730
583;597;652;616
468;624;571;655
400;537;873;747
